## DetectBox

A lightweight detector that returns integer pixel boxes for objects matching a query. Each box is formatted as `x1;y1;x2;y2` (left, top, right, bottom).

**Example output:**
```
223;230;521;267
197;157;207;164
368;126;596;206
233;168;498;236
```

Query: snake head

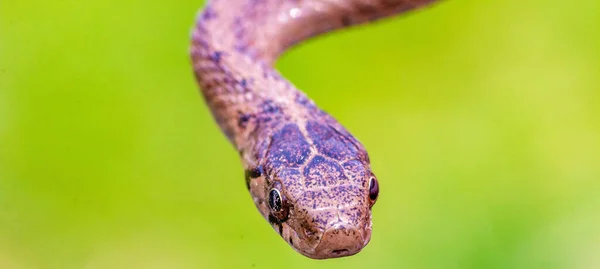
247;120;379;259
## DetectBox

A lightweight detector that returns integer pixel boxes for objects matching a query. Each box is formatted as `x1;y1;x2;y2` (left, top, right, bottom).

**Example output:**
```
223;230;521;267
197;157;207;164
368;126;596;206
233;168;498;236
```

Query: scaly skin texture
190;0;439;259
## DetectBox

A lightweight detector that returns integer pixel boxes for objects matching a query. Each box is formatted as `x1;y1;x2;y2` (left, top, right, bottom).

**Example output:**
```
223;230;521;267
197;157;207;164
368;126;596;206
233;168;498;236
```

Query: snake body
191;0;438;259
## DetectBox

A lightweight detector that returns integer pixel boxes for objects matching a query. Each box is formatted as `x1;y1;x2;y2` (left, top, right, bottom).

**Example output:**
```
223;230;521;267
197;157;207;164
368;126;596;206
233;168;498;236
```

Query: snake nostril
331;249;349;255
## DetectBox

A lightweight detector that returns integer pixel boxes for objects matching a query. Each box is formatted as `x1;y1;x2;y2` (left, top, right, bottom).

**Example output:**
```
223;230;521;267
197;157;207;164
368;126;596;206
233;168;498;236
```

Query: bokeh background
1;0;599;268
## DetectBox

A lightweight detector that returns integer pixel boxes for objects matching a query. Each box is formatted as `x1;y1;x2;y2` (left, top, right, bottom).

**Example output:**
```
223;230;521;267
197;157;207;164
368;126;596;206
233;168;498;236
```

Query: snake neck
190;0;319;156
190;0;437;154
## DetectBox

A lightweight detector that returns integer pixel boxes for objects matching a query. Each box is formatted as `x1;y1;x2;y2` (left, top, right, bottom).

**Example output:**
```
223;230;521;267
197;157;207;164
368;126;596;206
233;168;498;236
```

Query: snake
190;0;439;259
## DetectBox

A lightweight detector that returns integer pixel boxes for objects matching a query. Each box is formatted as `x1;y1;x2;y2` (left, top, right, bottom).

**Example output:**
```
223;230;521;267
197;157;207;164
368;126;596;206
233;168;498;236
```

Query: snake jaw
313;224;366;259
285;212;373;259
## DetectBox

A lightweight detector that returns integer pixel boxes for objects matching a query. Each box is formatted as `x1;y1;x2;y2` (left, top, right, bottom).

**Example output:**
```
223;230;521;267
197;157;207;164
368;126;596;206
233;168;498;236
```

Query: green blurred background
1;0;599;268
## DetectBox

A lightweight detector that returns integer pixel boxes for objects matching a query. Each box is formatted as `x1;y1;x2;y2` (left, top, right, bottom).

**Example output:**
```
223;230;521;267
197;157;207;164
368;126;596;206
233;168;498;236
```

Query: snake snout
313;223;367;259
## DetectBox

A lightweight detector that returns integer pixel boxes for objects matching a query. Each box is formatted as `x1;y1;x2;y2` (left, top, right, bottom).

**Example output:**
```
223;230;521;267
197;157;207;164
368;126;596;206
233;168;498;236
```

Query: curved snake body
190;0;438;259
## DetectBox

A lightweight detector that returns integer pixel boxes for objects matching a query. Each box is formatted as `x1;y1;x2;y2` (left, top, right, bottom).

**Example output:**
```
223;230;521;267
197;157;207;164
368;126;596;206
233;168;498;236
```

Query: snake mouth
331;248;350;255
310;224;366;259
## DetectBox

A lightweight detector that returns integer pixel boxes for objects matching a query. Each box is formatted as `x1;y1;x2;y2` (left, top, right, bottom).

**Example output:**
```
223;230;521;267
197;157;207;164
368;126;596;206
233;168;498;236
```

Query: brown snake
190;0;439;259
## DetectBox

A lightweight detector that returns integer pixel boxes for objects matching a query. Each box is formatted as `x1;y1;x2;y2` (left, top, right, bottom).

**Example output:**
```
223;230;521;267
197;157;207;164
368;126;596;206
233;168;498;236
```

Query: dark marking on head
244;165;263;190
210;51;223;63
306;121;359;161
289;236;294;246
269;213;287;225
278;168;304;200
343;160;368;186
266;124;311;169
303;155;346;188
295;93;316;109
258;116;272;124
260;100;281;114
201;6;218;20
239;78;255;90
235;44;248;53
329;185;363;207
304;209;337;230
268;214;283;236
329;124;370;162
238;112;252;128
247;165;263;178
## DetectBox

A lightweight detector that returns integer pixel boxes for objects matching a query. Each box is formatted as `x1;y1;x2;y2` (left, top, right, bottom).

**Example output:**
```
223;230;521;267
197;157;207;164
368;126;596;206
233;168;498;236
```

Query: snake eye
368;177;379;202
268;188;283;212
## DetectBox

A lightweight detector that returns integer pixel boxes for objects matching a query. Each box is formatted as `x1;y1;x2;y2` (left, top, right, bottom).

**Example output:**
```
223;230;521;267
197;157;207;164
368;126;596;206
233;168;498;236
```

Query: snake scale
190;0;439;259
